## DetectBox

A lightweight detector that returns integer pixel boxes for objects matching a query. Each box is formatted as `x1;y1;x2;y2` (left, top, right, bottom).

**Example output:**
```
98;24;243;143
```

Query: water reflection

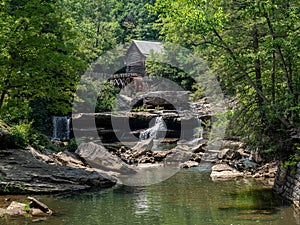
119;164;179;186
1;167;299;225
134;189;149;215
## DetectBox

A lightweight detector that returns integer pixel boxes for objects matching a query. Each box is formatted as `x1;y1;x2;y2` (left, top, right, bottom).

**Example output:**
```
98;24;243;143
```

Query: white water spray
52;116;70;140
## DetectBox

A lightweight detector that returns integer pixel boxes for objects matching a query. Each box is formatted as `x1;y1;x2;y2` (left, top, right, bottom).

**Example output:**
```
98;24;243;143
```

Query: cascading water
52;116;70;140
139;116;167;141
193;117;203;139
139;117;167;150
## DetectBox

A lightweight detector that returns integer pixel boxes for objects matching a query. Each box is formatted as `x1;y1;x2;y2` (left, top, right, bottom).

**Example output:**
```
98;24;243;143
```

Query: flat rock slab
76;142;137;175
0;149;116;193
210;163;243;181
131;91;190;109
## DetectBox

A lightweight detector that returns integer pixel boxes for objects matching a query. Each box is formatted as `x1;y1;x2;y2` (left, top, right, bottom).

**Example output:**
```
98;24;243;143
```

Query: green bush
284;147;300;174
66;138;83;152
96;82;120;112
10;122;45;149
0;99;31;125
10;123;32;148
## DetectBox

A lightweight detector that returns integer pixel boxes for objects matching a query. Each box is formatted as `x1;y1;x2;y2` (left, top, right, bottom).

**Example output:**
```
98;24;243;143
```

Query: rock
131;91;190;109
53;151;86;169
190;153;202;162
27;146;55;163
6;201;27;215
131;138;153;158
237;148;250;158
191;142;206;153
0;148;116;193
201;150;219;162
253;162;278;179
28;196;52;215
236;158;258;171
30;208;45;216
115;94;132;110
76;142;136;175
221;140;245;150
153;150;171;161
180;161;199;168
210;163;244;181
0;208;6;217
138;156;155;164
217;148;230;159
217;148;241;160
164;148;193;163
0;197;52;217
250;148;263;163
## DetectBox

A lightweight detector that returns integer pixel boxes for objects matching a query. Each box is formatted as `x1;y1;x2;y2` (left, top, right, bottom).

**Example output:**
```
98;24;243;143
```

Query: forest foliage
152;0;300;158
0;0;299;159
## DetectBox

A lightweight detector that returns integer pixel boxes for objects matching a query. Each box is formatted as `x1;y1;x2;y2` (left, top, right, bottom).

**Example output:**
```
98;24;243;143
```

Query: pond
1;164;299;225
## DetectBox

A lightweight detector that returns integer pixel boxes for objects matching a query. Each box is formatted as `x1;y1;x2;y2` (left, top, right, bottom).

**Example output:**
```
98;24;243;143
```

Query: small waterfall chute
52;116;70;140
139;117;167;150
193;117;203;140
139;117;167;141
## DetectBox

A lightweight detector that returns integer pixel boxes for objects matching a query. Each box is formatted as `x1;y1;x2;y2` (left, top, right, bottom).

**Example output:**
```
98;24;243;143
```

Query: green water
1;165;299;225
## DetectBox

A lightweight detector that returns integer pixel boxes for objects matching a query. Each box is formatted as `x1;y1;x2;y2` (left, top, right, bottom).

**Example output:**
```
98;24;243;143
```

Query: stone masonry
274;162;300;209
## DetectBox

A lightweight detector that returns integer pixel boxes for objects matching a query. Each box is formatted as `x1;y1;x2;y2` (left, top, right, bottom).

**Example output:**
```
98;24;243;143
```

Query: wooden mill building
125;40;164;76
107;40;164;89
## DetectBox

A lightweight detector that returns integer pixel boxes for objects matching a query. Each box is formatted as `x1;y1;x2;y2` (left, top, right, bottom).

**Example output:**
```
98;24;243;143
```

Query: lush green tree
152;0;300;156
0;0;85;117
57;0;119;63
146;43;203;93
112;0;159;43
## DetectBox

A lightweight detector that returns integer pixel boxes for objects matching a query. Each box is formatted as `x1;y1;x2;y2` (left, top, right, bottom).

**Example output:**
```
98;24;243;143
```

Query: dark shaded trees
152;0;300;156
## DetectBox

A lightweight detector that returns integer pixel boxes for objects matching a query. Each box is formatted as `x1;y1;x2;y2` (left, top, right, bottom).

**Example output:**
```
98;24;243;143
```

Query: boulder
234;158;258;171
221;140;245;150
164;148;193;163
6;201;27;215
28;196;53;215
210;163;244;181
253;162;278;179
201;150;219;162
0;148;116;193
153;150;171;161
0;197;52;217
53;151;86;169
76;142;136;175
217;148;241;160
131;138;153;158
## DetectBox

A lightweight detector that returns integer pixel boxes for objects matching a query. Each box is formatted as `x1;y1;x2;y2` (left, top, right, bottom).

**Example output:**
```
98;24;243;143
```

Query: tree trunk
0;90;6;109
212;27;291;128
94;19;101;48
262;7;294;99
253;25;265;128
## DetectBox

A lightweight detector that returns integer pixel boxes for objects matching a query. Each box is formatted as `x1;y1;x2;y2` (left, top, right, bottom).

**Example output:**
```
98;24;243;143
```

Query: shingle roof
133;40;164;56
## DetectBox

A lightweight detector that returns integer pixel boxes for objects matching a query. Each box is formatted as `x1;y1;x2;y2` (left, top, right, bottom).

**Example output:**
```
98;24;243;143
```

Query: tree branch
212;27;291;128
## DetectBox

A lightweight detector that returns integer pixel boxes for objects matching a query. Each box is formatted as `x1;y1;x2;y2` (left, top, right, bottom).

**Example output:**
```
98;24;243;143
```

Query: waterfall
52;116;70;140
139;117;167;141
193;117;203;139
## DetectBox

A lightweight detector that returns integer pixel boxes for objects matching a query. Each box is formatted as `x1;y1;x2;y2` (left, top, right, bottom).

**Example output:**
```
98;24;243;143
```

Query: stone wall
274;162;300;209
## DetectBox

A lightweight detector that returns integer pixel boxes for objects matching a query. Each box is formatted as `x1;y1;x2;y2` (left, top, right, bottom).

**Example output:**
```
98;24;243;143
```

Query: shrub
10;123;32;148
66;138;83;152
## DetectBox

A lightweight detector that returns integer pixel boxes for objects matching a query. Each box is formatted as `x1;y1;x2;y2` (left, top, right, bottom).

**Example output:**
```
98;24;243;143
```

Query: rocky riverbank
0;147;117;194
0;196;52;218
0;134;279;194
0;138;277;195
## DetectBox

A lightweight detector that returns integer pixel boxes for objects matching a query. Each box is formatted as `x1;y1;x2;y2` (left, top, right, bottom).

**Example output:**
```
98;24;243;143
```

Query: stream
1;164;299;225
